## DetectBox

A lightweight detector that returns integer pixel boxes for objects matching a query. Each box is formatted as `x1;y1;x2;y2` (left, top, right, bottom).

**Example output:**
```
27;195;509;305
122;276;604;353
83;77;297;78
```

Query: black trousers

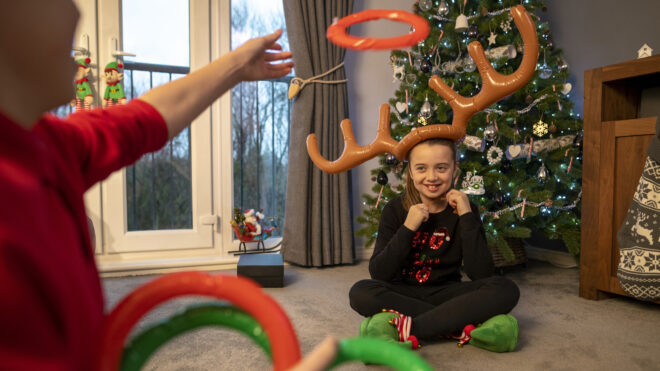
349;276;519;340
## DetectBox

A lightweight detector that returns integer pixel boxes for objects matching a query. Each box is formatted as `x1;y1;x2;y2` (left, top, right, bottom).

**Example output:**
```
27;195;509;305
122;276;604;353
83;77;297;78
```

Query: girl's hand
233;29;294;82
446;189;471;216
404;204;430;231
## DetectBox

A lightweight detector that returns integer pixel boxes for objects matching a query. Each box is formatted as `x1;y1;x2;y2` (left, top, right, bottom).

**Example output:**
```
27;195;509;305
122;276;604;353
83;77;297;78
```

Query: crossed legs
349;276;519;340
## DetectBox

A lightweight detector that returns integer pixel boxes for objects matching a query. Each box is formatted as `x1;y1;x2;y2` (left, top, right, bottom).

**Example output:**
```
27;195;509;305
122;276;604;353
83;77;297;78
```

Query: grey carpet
103;259;660;371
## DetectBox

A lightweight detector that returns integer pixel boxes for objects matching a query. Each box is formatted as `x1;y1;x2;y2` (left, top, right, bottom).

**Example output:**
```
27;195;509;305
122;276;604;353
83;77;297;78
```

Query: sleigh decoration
230;208;279;255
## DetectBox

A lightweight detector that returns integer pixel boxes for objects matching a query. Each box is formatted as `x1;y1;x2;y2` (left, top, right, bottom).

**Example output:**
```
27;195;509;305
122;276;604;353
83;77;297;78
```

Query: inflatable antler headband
307;5;539;174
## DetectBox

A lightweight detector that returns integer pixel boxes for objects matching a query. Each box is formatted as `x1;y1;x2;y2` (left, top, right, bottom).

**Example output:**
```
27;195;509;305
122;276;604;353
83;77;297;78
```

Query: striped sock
454;324;476;347
383;309;419;348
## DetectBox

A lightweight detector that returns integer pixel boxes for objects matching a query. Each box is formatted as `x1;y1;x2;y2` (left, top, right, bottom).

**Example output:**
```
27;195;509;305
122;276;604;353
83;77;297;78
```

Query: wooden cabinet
580;55;659;302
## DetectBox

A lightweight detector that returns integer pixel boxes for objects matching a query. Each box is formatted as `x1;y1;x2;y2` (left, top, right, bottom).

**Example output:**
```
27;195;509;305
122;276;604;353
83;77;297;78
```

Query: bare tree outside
231;0;291;236
122;0;192;231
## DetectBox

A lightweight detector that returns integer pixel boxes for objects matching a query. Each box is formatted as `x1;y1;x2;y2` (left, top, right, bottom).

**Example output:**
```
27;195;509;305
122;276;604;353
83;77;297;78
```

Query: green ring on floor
120;302;271;371
330;337;433;371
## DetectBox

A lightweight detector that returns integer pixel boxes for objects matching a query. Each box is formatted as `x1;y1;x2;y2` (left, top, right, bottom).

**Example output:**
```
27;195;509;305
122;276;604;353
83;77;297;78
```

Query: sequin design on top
404;227;452;283
430;227;450;250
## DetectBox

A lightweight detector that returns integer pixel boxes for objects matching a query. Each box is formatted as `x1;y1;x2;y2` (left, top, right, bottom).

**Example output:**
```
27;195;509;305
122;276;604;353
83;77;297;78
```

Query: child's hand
233;29;294;82
288;336;337;371
404;204;430;231
446;189;471;216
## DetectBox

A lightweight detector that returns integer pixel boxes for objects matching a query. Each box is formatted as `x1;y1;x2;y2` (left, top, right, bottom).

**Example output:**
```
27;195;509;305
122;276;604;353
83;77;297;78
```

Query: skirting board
525;245;577;268
99;258;239;278
99;250;288;278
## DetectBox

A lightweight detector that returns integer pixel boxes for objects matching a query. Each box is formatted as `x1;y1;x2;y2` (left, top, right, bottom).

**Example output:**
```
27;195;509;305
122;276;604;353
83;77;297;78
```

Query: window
122;0;192;231
231;0;291;236
90;0;215;258
71;0;289;271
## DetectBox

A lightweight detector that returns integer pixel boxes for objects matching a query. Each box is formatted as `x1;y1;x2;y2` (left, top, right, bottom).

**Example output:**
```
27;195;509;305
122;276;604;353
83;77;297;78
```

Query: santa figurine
71;58;93;111
102;61;127;107
243;209;264;237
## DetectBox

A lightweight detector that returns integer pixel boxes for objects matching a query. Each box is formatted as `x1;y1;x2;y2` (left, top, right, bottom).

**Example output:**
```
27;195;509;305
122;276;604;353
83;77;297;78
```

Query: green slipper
469;314;519;352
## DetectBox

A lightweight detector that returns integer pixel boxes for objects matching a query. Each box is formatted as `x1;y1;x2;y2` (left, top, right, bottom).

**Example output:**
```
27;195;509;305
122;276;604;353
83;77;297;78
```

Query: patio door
82;0;221;270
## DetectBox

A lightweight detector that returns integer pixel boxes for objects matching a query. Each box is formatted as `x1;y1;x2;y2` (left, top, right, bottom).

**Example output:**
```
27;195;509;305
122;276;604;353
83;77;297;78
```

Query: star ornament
533;119;548;137
488;31;497;45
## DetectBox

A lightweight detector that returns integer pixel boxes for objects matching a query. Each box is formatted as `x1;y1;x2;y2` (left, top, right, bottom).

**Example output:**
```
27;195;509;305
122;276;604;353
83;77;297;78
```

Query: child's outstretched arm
139;30;293;139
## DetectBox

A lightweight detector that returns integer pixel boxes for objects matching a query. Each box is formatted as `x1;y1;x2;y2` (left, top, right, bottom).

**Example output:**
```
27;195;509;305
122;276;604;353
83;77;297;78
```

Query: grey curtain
282;0;355;267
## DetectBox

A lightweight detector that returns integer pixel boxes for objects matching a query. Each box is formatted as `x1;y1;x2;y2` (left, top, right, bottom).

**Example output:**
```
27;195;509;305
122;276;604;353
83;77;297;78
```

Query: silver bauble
413;57;422;69
484;125;497;141
539;65;553;79
385;154;399;166
536;162;549;182
420;98;433;119
419;0;433;11
464;58;476;72
438;0;449;15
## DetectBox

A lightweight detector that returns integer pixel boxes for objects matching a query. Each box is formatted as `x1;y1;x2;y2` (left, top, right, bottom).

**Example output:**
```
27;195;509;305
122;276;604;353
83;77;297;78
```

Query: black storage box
237;253;284;288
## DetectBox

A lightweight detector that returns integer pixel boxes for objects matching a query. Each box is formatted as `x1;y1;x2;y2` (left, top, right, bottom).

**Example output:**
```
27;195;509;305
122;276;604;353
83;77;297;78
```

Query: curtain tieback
288;62;347;100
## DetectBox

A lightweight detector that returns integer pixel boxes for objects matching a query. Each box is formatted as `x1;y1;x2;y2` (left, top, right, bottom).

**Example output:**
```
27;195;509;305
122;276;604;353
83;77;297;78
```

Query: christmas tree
356;0;583;262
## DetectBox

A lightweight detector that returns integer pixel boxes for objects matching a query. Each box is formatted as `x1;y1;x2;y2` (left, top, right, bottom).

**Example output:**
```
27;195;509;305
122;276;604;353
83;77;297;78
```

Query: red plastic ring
97;272;301;371
327;9;430;50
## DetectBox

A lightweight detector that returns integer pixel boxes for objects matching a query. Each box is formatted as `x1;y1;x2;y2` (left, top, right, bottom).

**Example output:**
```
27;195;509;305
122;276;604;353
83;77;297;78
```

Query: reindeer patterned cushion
617;156;660;301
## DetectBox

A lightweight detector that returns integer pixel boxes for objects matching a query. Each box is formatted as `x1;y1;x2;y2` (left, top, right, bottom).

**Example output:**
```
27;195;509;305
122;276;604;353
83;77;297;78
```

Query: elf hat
76;57;91;68
104;61;124;72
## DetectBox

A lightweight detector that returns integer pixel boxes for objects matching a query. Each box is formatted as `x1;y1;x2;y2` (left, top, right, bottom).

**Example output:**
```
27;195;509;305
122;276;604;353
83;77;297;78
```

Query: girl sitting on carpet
349;138;520;346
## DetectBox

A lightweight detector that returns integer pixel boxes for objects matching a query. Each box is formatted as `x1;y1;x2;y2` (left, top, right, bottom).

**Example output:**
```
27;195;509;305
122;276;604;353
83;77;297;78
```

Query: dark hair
402;138;457;211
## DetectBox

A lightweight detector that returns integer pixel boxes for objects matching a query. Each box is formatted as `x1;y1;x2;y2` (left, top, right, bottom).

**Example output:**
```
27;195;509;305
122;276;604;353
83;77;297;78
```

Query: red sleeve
43;99;169;190
0;239;69;371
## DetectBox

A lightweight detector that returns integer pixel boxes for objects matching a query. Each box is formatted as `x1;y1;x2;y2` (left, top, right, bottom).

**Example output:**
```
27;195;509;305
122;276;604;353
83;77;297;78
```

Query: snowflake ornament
500;16;512;32
533;119;548;137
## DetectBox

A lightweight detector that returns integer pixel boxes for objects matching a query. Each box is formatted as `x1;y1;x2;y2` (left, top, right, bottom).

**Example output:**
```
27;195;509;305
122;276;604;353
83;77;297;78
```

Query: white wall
345;0;416;248
541;0;660;116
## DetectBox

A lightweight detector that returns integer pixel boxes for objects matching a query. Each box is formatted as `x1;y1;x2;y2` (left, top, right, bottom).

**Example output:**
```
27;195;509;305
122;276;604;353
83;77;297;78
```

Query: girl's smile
408;142;458;210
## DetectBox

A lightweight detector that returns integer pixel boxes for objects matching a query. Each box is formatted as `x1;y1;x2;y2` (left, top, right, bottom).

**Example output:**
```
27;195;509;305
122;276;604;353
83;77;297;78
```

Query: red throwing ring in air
327;9;430;50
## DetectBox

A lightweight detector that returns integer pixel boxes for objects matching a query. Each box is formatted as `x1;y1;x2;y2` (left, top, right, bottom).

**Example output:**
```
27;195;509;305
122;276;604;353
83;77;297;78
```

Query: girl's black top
369;196;494;285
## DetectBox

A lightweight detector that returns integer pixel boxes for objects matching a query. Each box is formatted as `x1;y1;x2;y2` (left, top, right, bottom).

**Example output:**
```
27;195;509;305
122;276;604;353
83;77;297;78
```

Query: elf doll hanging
102;61;127;107
71;58;93;111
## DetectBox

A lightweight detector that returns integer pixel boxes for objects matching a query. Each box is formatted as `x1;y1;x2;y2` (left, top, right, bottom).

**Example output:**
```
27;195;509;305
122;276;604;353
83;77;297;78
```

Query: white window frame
78;0;282;276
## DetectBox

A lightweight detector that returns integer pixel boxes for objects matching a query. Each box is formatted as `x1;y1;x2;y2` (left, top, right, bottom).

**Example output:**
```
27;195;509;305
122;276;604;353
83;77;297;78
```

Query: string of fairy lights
365;0;583;229
489;190;582;219
390;93;552;126
485;94;549;115
432;6;513;22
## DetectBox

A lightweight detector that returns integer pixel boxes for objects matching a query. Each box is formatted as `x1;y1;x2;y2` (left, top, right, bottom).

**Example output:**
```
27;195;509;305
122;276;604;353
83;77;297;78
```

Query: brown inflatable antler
307;5;539;174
